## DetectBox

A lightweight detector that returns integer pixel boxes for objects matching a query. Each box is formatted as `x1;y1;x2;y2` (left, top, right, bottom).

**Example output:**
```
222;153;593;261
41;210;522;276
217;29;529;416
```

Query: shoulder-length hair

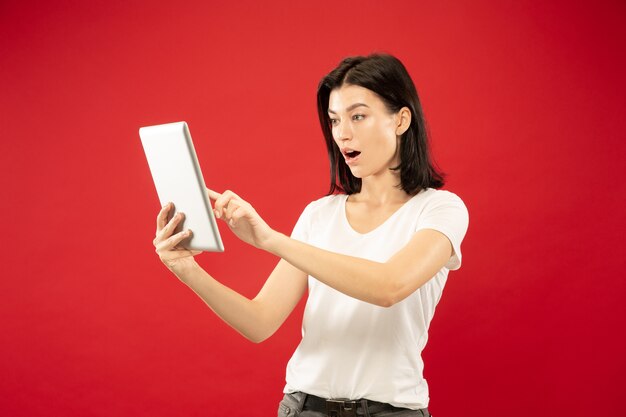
317;53;445;195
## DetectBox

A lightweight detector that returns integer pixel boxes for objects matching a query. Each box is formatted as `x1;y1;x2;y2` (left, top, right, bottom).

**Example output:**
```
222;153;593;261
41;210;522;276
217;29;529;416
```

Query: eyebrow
328;103;369;114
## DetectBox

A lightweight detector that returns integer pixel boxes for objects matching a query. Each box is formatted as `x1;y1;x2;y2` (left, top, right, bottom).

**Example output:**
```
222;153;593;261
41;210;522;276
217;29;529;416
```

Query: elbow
366;264;406;307
371;290;399;308
244;332;269;344
242;325;277;344
247;335;266;344
372;263;430;307
375;277;408;308
241;301;277;343
376;297;396;308
376;293;401;308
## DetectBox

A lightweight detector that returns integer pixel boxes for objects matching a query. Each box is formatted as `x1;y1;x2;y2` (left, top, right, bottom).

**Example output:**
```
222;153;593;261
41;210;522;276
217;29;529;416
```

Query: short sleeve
416;191;469;270
290;202;314;243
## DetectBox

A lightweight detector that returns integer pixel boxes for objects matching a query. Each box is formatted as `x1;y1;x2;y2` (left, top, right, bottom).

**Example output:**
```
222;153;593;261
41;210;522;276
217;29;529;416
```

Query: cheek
372;123;397;150
359;118;385;141
369;117;395;137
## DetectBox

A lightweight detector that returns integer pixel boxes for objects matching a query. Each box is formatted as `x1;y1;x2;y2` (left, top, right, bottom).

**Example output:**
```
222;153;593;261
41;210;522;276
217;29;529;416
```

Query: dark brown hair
317;53;445;195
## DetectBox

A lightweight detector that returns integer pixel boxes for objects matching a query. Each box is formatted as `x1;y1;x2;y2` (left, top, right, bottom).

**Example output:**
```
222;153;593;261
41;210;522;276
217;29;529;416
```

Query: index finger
206;188;221;201
156;202;172;233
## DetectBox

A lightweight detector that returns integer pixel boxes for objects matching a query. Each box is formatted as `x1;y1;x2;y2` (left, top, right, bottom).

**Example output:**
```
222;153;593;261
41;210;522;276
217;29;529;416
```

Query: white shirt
283;188;469;409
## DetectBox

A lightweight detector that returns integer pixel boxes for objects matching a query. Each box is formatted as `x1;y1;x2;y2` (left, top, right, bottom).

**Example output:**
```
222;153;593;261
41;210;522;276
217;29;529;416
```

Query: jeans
277;392;431;417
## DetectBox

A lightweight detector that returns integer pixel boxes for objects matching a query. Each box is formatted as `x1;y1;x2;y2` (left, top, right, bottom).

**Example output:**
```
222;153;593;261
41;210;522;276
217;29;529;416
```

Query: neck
352;171;411;206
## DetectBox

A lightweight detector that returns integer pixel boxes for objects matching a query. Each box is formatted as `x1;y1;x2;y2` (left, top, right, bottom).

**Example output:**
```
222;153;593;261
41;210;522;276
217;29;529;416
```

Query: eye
352;114;365;121
329;118;339;126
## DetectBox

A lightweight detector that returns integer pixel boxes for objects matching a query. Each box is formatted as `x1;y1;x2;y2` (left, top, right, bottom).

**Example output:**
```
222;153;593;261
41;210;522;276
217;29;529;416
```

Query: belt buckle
326;399;358;417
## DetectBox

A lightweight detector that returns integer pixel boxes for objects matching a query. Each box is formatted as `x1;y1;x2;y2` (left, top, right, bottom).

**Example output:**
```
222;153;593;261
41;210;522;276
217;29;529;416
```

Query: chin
348;168;364;179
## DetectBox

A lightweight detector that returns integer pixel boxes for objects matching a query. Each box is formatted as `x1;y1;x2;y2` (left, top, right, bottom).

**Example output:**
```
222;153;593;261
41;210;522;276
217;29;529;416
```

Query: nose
334;119;352;142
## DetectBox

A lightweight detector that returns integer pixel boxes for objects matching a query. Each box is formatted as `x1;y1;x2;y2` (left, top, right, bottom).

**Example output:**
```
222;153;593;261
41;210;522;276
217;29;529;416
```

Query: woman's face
328;84;402;180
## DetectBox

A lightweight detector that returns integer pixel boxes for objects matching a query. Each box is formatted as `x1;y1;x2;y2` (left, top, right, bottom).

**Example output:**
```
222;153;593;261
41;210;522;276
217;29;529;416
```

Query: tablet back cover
139;121;224;252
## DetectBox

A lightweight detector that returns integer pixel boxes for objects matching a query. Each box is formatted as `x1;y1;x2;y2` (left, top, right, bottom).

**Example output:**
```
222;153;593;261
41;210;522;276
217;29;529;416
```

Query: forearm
173;263;273;343
265;232;398;306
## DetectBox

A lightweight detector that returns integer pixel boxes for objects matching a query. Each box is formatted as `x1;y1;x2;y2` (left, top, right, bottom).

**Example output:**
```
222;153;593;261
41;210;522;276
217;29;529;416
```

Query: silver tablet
139;121;224;252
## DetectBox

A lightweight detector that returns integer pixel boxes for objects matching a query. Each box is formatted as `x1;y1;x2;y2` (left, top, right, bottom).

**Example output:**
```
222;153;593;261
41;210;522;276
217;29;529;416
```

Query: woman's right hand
153;202;202;275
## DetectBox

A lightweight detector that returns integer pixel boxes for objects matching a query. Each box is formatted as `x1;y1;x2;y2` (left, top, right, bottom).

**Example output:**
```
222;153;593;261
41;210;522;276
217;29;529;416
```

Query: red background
1;1;625;416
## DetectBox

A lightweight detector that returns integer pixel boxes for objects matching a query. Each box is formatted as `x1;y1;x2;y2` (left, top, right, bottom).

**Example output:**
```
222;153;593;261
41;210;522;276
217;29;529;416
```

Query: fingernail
214;210;220;218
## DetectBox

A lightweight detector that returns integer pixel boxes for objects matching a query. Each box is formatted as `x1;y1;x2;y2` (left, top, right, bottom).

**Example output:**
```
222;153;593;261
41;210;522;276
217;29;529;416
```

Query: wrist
262;229;287;255
168;259;201;283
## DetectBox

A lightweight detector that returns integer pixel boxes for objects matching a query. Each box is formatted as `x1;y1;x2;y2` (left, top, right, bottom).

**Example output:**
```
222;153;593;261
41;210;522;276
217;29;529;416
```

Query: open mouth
341;147;361;164
342;147;362;159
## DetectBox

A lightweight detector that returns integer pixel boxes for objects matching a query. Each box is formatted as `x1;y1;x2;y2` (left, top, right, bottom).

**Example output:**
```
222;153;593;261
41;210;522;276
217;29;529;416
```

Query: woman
153;53;469;416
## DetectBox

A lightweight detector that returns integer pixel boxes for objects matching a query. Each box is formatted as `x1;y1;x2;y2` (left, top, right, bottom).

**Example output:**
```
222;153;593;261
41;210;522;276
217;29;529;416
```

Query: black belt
302;393;427;416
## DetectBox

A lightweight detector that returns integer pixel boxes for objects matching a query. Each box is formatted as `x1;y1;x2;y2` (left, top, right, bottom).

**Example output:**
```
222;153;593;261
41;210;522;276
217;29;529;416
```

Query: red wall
1;1;624;416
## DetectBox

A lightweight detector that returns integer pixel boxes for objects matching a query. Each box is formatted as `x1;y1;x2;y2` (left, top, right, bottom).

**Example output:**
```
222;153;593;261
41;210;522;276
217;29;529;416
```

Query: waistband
301;392;430;416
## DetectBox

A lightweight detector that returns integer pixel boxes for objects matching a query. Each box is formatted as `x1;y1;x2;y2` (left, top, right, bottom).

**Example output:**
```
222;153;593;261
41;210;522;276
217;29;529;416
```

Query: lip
342;149;361;165
345;154;360;165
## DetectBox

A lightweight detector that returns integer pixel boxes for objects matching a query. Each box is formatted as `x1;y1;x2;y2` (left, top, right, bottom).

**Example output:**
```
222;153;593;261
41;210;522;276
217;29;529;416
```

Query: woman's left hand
207;188;275;249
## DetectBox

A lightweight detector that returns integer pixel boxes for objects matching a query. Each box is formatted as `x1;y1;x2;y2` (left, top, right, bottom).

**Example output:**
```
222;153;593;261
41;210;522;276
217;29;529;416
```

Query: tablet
139;121;224;252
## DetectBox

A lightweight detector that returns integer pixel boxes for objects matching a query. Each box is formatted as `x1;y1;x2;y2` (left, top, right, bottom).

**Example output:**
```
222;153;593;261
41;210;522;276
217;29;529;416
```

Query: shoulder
412;188;469;230
301;194;345;215
290;194;345;240
293;194;345;225
416;187;469;232
417;189;469;270
417;188;467;213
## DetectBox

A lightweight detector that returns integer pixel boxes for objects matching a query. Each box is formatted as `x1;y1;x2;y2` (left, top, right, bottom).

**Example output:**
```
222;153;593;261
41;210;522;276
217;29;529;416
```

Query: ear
395;107;411;136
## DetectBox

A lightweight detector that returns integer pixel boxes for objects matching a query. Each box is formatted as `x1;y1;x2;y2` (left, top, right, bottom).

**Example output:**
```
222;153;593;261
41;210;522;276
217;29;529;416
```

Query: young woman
152;53;469;417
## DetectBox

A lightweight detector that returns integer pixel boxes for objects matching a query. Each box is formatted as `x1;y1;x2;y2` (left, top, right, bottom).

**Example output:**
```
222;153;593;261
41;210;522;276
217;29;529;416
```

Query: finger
155;228;192;253
206;188;221;201
213;191;229;215
228;206;245;227
156;202;173;233
154;212;185;246
223;199;242;221
214;190;240;218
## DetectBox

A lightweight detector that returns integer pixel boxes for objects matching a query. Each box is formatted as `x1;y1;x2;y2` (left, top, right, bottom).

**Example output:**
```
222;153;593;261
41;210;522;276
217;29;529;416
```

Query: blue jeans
277;392;431;417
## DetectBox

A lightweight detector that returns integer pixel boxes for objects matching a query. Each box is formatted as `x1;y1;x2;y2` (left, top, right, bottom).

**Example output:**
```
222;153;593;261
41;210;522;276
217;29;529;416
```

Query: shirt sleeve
415;191;469;270
290;202;314;243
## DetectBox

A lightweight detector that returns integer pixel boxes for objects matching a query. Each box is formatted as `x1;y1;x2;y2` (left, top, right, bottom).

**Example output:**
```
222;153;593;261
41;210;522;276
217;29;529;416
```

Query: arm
153;203;307;343
265;228;452;307
175;259;307;343
210;190;454;307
